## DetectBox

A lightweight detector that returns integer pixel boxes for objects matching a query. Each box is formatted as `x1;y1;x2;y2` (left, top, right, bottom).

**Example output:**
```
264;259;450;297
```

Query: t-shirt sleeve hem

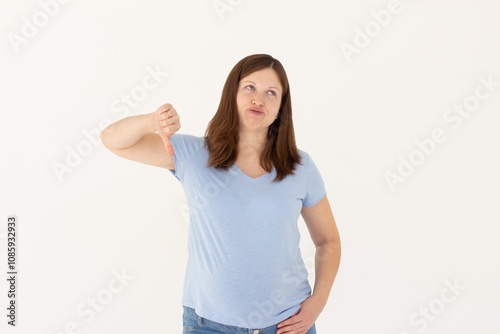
302;192;327;207
167;134;182;182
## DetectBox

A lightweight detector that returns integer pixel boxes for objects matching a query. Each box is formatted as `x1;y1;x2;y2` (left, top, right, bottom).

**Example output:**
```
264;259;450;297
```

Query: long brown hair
203;54;303;182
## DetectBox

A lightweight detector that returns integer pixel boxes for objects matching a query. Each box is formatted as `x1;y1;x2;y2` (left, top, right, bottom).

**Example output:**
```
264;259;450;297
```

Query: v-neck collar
231;163;274;183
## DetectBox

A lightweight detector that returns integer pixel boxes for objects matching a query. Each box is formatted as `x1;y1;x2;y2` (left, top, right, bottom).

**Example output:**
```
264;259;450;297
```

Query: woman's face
236;67;282;133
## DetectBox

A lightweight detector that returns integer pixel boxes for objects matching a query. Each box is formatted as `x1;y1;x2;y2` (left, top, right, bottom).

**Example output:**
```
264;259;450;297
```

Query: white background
1;0;499;333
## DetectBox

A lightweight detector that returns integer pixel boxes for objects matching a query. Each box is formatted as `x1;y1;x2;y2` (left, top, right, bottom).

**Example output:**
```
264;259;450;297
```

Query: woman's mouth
248;108;264;115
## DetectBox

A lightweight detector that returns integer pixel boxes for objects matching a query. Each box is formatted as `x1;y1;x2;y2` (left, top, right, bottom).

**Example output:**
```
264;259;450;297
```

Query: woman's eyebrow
242;80;281;91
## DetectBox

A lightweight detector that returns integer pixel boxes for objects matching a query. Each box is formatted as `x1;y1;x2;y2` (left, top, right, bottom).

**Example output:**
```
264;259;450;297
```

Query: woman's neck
237;130;268;158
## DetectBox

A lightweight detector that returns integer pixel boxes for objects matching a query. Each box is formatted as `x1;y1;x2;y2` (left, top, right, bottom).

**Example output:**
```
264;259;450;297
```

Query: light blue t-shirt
168;133;327;328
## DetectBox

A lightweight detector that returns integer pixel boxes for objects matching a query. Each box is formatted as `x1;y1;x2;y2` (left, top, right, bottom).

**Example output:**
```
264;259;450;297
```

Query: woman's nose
252;95;264;106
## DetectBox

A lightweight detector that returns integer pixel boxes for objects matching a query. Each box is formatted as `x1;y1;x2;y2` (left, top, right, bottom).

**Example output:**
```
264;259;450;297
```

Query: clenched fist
152;103;181;156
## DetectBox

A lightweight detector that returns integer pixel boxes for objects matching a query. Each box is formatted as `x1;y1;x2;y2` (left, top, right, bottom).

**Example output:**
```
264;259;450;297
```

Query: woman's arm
301;195;341;309
277;196;341;333
100;113;156;150
99;104;180;169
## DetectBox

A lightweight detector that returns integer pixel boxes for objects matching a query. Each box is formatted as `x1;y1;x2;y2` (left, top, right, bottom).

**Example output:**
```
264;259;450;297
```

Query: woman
100;54;341;334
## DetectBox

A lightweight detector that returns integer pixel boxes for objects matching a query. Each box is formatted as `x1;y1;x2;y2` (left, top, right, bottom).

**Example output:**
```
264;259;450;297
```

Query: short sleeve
167;133;204;182
303;153;327;207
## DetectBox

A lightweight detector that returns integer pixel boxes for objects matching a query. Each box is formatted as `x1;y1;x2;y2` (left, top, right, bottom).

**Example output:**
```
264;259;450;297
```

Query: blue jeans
182;306;317;334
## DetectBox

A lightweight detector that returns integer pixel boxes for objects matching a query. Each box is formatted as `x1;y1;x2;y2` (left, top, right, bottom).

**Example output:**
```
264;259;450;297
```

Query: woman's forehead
240;69;282;90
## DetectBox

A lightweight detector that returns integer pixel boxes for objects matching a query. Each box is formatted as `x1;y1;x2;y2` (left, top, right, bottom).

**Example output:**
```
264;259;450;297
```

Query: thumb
290;309;300;318
160;131;174;156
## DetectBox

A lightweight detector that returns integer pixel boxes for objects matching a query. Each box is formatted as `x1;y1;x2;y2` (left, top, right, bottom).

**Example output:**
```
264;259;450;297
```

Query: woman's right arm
99;104;180;170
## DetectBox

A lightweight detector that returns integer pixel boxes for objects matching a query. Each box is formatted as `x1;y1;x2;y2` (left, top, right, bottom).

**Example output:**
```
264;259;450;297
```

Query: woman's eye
244;85;276;96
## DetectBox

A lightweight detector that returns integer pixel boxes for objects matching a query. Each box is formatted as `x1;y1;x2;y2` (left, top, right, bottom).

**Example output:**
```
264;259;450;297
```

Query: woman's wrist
148;112;157;133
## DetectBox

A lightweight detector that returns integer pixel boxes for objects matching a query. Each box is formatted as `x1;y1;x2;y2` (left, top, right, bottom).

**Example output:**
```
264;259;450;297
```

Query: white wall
1;0;499;333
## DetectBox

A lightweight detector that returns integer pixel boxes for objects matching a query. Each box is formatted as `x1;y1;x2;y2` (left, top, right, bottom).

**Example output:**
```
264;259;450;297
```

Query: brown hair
203;54;303;182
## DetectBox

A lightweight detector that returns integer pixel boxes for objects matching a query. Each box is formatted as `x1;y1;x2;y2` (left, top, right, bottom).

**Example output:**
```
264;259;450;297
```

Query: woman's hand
152;103;181;156
276;295;323;334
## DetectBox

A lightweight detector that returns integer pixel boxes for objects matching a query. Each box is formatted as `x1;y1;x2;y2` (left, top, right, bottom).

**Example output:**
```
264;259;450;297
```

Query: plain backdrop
1;0;499;333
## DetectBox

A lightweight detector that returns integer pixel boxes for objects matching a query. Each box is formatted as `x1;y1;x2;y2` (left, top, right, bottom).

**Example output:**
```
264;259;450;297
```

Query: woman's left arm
277;195;341;334
302;195;341;309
